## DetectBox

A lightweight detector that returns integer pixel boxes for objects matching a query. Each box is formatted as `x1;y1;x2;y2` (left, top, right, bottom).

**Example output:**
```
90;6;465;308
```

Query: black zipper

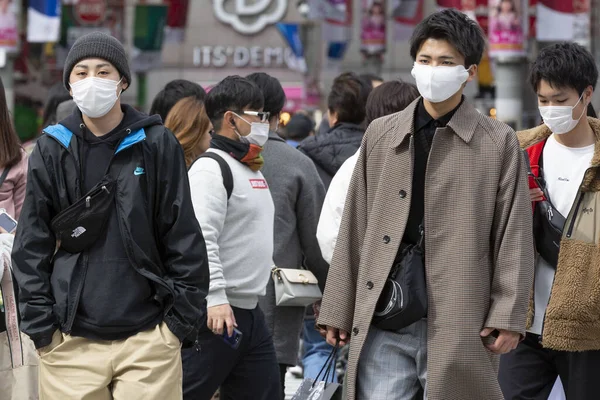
65;252;89;333
566;192;584;238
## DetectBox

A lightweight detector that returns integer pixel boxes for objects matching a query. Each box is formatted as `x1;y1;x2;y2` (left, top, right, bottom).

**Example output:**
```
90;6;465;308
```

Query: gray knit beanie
63;32;131;91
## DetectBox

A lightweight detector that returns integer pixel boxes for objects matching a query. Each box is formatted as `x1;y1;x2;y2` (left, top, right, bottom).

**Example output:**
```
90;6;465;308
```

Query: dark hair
0;77;22;168
410;8;486;66
529;42;598;95
245;72;286;118
366;81;420;125
359;73;384;84
328;72;370;125
588;104;597;118
150;79;206;121
42;82;72;127
205;76;264;132
285;114;315;141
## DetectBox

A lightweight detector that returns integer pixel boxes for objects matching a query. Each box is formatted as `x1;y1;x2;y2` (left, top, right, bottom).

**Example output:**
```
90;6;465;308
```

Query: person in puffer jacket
298;72;371;190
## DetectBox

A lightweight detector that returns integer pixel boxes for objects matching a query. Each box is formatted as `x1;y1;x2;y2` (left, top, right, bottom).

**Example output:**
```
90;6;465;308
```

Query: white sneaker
288;365;303;378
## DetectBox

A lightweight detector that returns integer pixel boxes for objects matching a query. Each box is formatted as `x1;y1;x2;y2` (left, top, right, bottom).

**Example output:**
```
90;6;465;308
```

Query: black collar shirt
401;97;464;246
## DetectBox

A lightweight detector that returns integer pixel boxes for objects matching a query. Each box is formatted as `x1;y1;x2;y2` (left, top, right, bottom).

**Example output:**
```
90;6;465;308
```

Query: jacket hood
60;104;162;138
298;122;364;177
518;117;600;192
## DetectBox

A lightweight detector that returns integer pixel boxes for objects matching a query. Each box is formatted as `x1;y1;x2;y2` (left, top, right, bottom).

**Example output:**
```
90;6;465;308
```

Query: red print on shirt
249;179;269;189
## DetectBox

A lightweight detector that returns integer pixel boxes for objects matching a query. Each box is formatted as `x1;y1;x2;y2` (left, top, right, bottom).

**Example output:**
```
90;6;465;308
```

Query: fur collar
518;117;600;192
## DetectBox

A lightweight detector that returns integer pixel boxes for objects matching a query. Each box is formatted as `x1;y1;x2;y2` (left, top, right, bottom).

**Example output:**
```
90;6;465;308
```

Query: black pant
182;306;281;400
499;332;600;400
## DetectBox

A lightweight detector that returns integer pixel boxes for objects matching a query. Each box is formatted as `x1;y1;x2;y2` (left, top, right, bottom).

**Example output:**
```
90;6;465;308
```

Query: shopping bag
291;342;341;400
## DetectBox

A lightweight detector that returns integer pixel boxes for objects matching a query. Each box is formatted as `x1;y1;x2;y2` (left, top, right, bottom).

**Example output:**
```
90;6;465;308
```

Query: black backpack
189;152;233;200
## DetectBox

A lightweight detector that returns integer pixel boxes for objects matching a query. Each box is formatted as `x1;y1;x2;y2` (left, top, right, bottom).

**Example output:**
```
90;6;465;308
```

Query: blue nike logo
134;167;145;176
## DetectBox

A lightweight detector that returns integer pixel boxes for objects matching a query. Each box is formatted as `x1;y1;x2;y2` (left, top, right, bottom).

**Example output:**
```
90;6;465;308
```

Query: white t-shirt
529;135;594;335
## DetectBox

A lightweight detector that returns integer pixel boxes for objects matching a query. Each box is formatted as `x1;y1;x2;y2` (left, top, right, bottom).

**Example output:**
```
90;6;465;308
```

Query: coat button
366;281;374;290
399;190;407;198
352;327;359;335
383;235;390;244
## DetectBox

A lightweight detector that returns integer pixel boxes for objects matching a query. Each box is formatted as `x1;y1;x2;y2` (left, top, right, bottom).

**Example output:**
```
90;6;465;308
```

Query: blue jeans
302;318;337;383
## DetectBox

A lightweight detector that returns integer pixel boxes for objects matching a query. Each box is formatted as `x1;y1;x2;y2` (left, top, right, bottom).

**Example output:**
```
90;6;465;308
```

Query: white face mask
411;63;470;103
539;94;586;135
70;77;122;118
232;112;270;147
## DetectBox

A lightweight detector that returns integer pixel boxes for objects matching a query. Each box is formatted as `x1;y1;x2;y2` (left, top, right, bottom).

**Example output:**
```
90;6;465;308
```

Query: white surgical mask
539;94;586;135
411;63;470;103
70;77;122;118
232;112;270;147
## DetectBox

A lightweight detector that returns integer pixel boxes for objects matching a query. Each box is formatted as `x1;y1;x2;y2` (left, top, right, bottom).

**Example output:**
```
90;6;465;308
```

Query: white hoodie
316;150;359;264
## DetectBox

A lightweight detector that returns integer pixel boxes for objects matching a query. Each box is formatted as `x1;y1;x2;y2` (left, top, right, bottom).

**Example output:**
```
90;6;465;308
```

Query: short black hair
245;72;286;118
205;76;264;132
328;72;370;125
529;42;598;94
360;73;384;84
150;79;206;121
285;114;315;141
588;104;597;118
410;8;486;66
366;81;420;125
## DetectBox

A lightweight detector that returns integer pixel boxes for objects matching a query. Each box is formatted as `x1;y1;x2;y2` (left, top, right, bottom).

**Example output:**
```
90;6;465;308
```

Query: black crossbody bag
524;150;566;268
51;138;124;254
372;132;429;331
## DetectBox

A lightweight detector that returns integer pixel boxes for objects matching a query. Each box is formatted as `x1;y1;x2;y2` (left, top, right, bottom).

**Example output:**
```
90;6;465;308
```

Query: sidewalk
284;370;303;399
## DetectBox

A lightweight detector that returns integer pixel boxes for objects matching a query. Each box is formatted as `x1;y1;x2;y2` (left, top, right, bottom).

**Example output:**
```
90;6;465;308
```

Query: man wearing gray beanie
12;32;209;399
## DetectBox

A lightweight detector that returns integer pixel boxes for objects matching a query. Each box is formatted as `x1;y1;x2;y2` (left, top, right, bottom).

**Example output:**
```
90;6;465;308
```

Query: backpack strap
0;165;12;188
190;152;234;200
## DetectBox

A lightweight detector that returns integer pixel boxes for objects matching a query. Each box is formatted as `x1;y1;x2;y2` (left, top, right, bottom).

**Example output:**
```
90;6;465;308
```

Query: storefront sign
536;0;590;44
213;0;287;35
75;0;106;25
193;45;296;69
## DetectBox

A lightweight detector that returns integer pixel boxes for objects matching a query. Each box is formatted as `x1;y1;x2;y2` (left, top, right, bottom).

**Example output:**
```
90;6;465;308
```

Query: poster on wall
536;0;590;45
0;0;18;51
361;0;386;56
488;0;526;58
392;0;424;40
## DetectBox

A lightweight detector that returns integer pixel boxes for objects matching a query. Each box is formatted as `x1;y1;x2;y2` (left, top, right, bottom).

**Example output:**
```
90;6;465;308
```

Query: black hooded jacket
12;105;209;349
298;122;365;190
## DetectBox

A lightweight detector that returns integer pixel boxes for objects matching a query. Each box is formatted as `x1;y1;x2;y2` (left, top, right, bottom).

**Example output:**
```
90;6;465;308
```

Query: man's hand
480;327;520;354
325;326;350;347
207;304;237;337
530;187;544;202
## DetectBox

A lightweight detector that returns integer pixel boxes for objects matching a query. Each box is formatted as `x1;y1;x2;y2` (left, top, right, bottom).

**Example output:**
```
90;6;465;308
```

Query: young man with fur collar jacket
499;42;600;400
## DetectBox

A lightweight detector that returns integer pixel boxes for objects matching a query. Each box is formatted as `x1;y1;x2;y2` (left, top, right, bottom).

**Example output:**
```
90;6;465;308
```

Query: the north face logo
72;227;86;238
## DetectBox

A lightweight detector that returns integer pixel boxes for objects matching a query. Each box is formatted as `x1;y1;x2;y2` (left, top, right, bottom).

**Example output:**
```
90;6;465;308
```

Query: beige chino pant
37;322;182;400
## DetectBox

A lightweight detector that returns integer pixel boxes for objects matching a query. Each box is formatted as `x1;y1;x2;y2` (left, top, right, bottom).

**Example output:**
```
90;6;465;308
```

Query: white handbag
271;267;322;307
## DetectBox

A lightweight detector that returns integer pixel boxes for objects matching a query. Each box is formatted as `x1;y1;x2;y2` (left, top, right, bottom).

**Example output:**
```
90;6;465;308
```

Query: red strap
526;139;547;210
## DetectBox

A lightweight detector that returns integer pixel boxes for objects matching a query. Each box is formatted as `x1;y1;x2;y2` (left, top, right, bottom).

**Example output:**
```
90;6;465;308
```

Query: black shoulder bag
51;150;122;254
525;150;566;268
372;132;429;331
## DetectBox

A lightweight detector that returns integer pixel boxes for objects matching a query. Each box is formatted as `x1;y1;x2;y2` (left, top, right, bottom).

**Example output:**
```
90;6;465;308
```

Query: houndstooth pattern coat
317;99;535;400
